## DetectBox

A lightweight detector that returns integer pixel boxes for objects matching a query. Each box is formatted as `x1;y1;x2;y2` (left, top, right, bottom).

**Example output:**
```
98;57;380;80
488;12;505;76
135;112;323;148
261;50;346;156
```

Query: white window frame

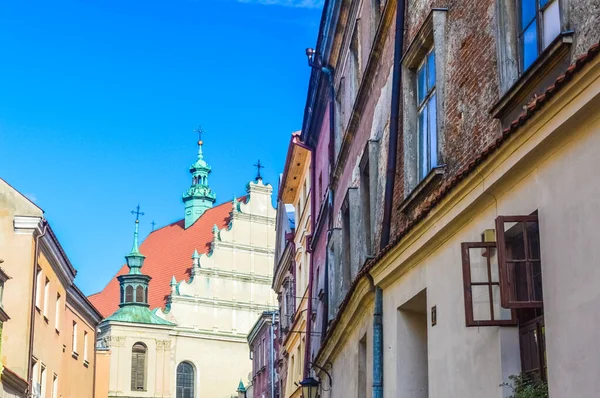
72;321;78;355
55;294;61;332
35;268;42;310
43;278;50;318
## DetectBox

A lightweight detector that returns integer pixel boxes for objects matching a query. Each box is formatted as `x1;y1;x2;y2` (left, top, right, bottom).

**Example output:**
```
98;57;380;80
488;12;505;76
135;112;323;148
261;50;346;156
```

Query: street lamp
299;376;320;398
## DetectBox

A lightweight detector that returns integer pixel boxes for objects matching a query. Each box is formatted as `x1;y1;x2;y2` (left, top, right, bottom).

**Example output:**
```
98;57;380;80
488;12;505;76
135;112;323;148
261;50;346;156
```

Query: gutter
27;219;48;395
380;0;407;248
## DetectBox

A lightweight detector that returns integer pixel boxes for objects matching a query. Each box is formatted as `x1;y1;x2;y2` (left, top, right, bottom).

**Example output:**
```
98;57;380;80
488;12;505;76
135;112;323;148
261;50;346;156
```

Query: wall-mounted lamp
299;376;320;398
304;48;332;74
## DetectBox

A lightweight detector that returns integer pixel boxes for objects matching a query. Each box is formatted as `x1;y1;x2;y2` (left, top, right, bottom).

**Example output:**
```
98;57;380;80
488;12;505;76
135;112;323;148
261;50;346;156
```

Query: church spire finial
183;126;217;229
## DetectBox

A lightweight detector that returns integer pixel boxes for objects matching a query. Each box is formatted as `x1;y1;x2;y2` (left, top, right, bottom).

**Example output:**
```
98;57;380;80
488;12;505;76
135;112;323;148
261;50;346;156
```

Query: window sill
491;31;574;120
0;306;10;322
398;166;446;214
72;351;79;360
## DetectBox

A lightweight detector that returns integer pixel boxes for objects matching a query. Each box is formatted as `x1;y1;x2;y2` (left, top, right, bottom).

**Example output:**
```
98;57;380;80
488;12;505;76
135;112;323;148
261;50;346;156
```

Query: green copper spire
125;206;146;275
182;130;217;229
237;380;246;393
105;205;175;326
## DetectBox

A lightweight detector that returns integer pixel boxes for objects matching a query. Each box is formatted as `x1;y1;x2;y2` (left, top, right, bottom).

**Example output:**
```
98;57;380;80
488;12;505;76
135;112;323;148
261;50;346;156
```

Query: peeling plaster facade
304;0;600;397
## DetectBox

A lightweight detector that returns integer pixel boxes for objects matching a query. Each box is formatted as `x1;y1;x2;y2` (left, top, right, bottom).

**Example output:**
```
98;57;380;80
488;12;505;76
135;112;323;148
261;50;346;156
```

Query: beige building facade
0;178;102;398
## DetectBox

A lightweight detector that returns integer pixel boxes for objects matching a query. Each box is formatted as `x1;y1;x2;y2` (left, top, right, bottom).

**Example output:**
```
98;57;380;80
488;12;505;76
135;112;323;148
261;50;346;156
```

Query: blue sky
0;0;322;295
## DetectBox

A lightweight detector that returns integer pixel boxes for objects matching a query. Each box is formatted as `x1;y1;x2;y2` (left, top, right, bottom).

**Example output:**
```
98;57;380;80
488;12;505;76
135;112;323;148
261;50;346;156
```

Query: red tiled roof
88;198;244;318
316;41;600;360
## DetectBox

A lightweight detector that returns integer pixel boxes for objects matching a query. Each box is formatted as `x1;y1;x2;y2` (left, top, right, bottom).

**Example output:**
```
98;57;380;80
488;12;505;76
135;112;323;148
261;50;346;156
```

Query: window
176;362;195;398
43;278;50;318
358;335;367;398
52;375;58;398
461;214;546;381
83;331;89;362
55;294;61;331
72;321;78;354
496;215;543;308
359;153;372;255
518;0;561;72
461;242;517;326
125;285;133;303
40;364;47;398
135;286;144;303
342;204;351;291
31;358;39;395
131;342;147;391
416;48;438;181
35;268;42;309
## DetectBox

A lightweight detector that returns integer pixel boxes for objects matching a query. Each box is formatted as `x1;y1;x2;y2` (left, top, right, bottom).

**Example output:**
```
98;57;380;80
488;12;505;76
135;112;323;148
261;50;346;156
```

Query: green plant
501;373;549;398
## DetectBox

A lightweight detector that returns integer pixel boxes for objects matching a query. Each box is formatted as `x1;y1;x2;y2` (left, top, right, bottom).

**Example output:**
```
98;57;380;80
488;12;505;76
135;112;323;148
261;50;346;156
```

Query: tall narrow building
90;139;277;398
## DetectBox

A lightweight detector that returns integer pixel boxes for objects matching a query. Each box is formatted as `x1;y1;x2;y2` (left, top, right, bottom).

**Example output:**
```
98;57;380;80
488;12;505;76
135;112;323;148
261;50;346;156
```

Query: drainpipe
380;0;407;248
27;219;48;395
373;286;383;398
270;311;276;398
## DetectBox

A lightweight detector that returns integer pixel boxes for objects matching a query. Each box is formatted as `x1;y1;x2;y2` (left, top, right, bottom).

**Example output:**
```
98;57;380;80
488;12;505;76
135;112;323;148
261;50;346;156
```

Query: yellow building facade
0;179;102;398
273;133;311;398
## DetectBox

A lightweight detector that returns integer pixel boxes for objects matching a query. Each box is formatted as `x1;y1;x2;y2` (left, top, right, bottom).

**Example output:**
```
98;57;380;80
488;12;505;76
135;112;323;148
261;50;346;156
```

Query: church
89;138;277;398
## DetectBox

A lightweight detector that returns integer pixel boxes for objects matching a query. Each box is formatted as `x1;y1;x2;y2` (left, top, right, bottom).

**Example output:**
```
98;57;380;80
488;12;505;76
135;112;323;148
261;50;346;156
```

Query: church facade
90;139;277;398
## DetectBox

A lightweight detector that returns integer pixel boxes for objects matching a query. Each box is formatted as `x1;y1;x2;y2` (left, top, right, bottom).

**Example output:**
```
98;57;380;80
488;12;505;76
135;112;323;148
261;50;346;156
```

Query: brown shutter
496;215;544;308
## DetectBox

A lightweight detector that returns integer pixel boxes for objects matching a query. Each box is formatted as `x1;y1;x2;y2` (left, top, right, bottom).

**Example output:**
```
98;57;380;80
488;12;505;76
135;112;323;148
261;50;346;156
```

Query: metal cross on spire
254;159;264;180
131;204;145;223
193;125;205;144
151;220;156;231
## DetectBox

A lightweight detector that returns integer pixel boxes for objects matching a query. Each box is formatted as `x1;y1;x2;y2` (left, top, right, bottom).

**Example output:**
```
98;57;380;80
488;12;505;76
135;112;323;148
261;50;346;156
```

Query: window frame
176;361;195;398
55;293;61;332
131;342;147;391
517;0;562;73
72;321;78;355
496;215;544;308
416;47;438;181
461;241;517;327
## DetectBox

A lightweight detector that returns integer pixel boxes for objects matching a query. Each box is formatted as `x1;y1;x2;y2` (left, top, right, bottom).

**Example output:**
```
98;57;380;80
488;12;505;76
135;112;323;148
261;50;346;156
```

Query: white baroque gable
157;179;277;340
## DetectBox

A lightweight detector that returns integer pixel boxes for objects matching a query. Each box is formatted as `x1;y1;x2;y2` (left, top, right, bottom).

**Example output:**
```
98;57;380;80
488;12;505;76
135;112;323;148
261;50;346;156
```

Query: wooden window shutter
125;286;134;303
496;215;544;308
136;286;144;303
461;242;517;326
131;343;146;391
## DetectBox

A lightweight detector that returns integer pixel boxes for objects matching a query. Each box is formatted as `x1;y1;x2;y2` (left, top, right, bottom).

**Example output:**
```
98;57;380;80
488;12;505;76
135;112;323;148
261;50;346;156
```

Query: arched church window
136;286;144;303
176;361;194;398
125;285;133;303
131;342;147;391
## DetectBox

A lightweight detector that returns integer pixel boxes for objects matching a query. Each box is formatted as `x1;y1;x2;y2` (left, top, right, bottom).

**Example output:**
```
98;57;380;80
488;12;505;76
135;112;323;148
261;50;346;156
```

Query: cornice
231;212;276;226
1;367;28;395
172;294;277;312
212;240;275;256
66;285;103;325
170;327;249;343
193;267;272;285
39;234;76;287
13;215;43;235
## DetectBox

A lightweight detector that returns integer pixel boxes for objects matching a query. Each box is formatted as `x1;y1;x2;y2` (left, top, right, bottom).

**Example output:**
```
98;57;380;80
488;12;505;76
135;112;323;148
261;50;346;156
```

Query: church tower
182;136;216;228
105;211;173;325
